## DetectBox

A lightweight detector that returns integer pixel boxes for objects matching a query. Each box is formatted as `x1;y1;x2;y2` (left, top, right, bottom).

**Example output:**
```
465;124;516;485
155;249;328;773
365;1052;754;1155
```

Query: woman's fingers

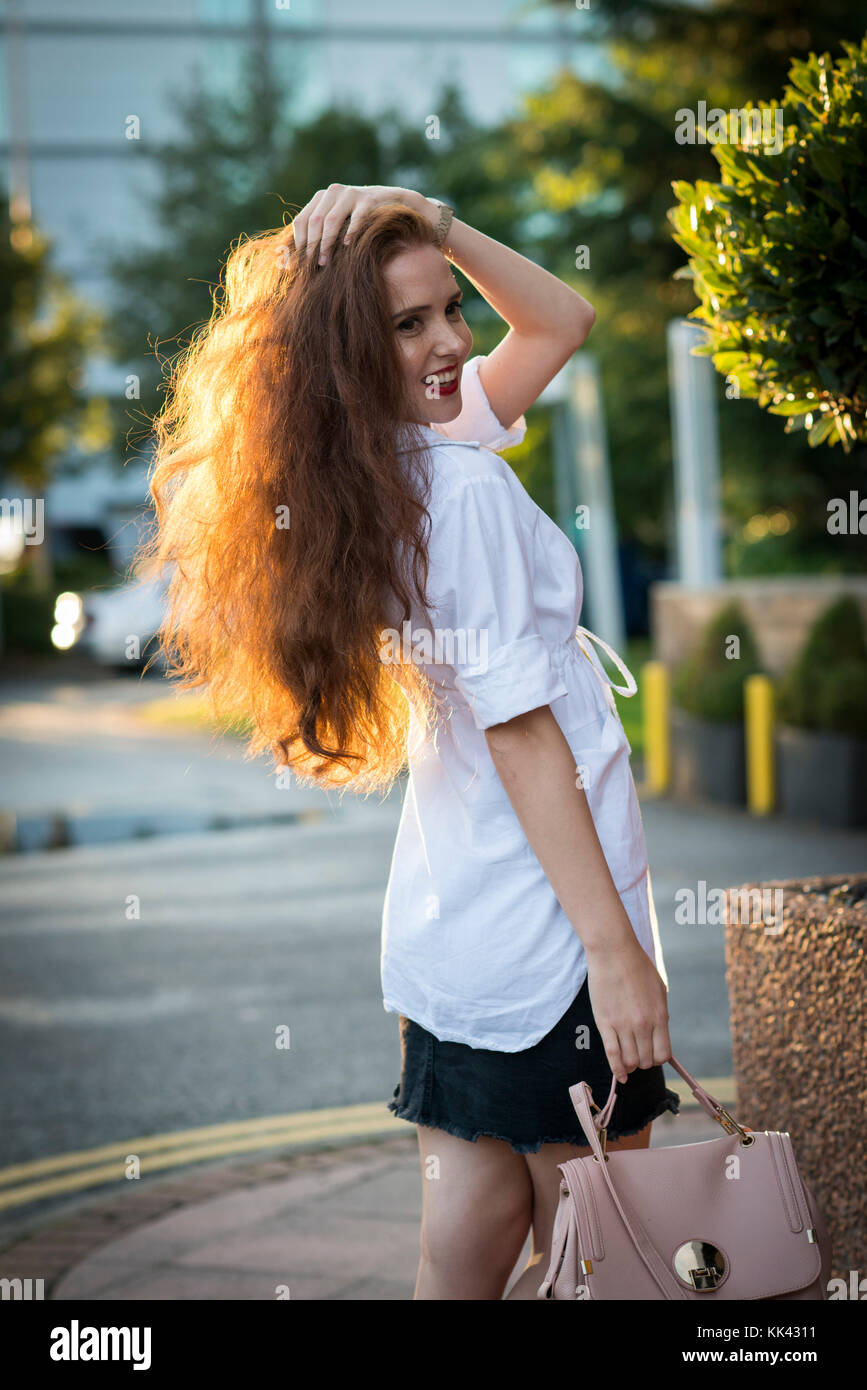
302;188;342;263
626;1015;670;1072
293;184;419;264
290;188;325;258
341;197;375;246
589;957;673;1085
618;1029;643;1076
316;192;358;264
652;1021;673;1069
600;1023;671;1083
598;1024;628;1085
291;184;346;262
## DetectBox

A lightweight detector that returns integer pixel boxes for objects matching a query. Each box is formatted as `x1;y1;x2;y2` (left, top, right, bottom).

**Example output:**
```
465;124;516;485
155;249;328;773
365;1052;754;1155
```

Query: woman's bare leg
413;1123;534;1300
503;1122;654;1299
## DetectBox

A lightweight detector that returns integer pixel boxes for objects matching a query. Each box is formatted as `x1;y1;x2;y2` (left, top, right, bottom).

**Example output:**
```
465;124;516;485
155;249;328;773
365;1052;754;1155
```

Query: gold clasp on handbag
674;1240;727;1290
712;1102;754;1145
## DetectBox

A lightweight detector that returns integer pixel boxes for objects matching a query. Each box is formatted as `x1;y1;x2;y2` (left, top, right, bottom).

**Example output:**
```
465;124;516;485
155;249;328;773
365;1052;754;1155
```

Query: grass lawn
136;689;252;738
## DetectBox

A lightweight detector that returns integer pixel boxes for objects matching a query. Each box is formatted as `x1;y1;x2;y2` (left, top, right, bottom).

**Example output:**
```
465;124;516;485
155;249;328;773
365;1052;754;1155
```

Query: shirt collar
395;422;444;454
395;422;478;454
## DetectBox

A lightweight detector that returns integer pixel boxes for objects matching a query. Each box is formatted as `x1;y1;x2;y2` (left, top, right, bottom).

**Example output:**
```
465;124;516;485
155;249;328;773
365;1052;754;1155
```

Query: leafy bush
672;600;763;723
777;596;867;736
668;37;867;453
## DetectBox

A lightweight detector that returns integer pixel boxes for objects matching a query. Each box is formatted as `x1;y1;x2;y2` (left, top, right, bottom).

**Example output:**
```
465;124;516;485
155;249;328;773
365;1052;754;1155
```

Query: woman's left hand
291;184;434;265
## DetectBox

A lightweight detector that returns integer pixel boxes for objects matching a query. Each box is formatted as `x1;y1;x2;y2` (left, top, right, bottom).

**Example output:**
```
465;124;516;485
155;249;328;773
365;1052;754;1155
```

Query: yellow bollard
642;661;670;795
745;674;775;815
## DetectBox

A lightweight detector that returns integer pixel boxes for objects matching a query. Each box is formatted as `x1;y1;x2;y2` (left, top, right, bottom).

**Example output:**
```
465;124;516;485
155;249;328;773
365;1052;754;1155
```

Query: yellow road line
0;1080;736;1213
0;1110;397;1213
0;1102;386;1187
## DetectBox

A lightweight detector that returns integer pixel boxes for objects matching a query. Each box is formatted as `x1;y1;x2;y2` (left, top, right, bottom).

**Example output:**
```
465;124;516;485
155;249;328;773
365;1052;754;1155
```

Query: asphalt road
1;669;864;1233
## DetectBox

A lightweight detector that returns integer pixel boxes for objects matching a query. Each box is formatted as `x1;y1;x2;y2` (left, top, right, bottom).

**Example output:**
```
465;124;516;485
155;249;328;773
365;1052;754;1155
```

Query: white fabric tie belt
573;623;638;707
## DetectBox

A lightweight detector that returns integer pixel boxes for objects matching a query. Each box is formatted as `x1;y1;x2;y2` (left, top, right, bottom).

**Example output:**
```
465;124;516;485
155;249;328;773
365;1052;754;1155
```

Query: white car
52;571;171;670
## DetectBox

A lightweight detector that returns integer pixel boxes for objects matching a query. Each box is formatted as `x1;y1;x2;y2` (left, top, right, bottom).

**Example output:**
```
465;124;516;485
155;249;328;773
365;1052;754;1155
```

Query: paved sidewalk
0;1106;723;1301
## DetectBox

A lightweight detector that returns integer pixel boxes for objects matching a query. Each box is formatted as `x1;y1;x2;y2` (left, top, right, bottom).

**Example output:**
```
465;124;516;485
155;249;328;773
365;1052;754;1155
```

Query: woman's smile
423;363;461;397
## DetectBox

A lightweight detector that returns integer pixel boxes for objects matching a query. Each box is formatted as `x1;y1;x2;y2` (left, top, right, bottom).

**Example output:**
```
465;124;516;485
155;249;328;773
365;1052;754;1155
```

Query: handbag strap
588;1053;741;1132
569;1079;689;1300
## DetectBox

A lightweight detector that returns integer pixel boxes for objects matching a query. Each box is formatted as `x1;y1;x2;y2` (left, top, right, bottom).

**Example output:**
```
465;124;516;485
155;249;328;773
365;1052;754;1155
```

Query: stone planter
670;706;746;805
725;873;866;1280
776;725;867;828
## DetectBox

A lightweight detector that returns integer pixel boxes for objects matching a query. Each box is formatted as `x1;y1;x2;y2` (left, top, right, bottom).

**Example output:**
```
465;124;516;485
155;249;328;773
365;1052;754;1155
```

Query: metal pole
566;355;626;649
551;399;577;540
667;318;723;584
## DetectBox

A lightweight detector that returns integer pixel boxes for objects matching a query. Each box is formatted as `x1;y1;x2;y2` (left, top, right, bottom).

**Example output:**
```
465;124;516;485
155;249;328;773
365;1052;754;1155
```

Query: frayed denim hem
386;1087;681;1156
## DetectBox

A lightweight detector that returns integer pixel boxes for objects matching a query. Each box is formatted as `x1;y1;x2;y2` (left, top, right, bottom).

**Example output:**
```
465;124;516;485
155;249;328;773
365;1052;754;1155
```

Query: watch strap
429;199;455;248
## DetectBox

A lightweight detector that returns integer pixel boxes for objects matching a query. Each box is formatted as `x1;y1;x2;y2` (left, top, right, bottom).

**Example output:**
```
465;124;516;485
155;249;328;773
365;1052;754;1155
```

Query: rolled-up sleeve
430;355;527;452
427;475;568;730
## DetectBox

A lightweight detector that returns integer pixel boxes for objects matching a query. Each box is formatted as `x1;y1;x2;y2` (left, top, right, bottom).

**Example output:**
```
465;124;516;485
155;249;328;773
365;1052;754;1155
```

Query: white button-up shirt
380;354;668;1051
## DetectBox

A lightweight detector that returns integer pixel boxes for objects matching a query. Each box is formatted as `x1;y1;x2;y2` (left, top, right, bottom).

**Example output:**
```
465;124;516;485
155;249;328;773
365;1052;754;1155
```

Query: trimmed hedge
672;600;763;722
777;595;867;736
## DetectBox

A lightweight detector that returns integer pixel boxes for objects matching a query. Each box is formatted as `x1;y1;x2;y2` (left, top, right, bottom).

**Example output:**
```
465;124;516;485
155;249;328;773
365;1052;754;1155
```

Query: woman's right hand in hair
583;937;672;1085
291;184;432;266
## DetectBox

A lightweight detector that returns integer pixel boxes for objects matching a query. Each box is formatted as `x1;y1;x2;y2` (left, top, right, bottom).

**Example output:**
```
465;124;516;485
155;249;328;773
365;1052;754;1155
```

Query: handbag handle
583;1053;750;1140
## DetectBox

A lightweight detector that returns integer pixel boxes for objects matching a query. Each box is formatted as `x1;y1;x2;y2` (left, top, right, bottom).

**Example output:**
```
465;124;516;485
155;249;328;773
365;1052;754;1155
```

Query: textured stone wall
724;873;866;1278
651;577;867;676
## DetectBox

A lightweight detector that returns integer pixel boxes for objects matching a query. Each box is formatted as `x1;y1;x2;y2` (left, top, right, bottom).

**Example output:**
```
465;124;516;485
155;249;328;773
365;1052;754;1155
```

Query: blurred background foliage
0;193;110;612
669;42;867;479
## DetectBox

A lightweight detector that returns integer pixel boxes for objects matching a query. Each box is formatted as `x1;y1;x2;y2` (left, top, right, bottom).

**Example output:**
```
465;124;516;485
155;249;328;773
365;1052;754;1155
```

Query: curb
0;1132;417;1299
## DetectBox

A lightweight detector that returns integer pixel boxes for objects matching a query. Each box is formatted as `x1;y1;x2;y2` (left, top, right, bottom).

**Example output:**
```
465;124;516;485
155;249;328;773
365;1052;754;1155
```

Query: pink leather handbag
538;1055;833;1300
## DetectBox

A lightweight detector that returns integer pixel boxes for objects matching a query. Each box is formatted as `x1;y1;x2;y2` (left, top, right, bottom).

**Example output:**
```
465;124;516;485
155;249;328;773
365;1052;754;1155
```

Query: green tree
542;0;866;99
0;192;108;589
512;2;867;572
669;40;867;452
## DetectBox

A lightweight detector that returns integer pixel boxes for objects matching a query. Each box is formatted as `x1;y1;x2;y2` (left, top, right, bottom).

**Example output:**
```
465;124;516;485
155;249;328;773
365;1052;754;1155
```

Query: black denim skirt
387;976;680;1154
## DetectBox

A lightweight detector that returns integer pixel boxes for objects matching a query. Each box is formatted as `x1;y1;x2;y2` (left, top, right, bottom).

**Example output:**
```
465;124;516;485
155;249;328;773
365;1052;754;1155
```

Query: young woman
144;183;679;1301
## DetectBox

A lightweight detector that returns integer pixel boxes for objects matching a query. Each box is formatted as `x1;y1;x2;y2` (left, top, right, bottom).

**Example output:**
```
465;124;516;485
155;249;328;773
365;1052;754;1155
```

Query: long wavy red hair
138;203;445;793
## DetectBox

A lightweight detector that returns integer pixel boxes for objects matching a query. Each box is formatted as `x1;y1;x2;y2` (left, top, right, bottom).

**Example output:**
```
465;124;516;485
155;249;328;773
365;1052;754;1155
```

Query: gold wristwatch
427;198;455;251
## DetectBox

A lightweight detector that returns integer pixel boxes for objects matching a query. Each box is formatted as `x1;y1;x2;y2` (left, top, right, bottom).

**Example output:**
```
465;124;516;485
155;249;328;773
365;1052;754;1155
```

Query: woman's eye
397;302;463;333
